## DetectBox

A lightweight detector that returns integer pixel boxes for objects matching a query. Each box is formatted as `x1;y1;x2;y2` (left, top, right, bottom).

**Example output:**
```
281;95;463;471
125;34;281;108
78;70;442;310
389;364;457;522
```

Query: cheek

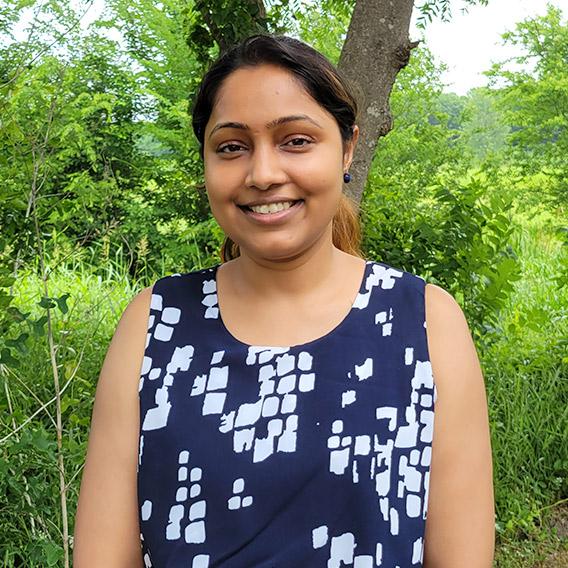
205;160;242;192
204;170;231;207
297;169;342;201
291;151;343;190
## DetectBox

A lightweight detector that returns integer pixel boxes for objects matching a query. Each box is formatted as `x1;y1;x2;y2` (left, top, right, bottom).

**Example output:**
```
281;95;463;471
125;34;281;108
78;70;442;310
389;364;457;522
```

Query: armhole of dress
137;278;160;475
139;279;160;395
415;274;438;405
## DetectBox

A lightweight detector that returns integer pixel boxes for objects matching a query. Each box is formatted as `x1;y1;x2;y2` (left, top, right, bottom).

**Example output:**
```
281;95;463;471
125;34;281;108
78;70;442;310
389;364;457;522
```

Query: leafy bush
362;165;521;340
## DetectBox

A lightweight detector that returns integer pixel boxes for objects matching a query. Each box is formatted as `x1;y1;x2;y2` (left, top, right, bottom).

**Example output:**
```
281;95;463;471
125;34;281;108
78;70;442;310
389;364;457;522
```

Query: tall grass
1;257;141;565
483;211;568;538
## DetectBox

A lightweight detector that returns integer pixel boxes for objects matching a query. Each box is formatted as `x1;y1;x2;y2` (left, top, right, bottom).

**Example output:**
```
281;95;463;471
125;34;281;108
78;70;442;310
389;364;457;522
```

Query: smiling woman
73;34;494;568
202;63;355;266
192;36;362;264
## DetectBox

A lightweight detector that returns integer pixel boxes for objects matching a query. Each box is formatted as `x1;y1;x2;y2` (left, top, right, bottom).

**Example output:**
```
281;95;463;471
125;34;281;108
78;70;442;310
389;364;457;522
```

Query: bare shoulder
424;283;480;390
128;284;154;311
73;285;153;567
424;282;470;346
422;283;495;567
116;285;154;337
95;284;154;394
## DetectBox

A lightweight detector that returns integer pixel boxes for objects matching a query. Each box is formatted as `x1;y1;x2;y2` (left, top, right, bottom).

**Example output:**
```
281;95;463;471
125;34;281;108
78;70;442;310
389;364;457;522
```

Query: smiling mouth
238;199;304;214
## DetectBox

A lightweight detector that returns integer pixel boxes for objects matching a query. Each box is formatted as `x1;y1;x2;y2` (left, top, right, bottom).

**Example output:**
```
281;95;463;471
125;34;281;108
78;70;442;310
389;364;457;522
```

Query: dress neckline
211;260;372;351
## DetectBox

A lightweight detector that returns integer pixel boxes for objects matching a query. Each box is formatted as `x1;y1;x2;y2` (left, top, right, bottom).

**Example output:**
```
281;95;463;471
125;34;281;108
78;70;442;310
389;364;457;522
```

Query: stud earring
343;172;352;183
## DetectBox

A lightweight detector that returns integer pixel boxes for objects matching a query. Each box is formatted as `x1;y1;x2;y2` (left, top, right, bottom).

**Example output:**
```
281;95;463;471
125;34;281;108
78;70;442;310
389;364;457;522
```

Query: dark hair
191;34;363;261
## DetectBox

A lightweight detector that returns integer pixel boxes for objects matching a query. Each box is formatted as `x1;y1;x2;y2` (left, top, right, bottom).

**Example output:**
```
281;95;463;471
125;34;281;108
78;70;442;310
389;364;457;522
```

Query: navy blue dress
137;260;437;567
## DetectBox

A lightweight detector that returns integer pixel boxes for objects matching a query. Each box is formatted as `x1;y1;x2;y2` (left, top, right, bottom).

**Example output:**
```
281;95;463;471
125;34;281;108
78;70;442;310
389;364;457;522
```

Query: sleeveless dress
137;260;437;568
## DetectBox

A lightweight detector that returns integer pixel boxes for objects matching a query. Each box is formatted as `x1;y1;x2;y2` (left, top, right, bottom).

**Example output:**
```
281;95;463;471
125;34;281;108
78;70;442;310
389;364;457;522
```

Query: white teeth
249;201;296;214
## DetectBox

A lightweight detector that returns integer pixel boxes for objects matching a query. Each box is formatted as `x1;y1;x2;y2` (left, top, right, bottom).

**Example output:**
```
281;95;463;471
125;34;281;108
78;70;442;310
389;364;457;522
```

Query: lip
239;197;301;207
238;200;304;225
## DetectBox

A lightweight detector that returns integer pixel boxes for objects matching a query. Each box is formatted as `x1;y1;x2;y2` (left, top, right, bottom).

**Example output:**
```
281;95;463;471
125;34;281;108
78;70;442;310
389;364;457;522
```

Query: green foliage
415;0;489;28
486;5;568;208
363;166;521;339
485;5;568;289
482;213;568;537
0;262;139;565
374;46;463;192
359;47;521;338
190;0;270;56
460;88;510;164
296;0;353;64
1;36;140;255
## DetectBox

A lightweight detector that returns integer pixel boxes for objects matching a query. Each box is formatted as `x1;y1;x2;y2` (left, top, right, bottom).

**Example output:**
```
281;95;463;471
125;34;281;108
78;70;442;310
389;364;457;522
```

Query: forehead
207;64;333;131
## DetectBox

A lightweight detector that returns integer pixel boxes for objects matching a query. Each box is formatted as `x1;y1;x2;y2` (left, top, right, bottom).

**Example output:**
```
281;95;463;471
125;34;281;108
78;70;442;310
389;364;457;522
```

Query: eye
216;137;313;155
216;143;245;154
284;137;313;148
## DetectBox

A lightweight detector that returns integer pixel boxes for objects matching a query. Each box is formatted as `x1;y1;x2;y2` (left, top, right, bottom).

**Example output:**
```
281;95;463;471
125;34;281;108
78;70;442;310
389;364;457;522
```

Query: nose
245;143;288;190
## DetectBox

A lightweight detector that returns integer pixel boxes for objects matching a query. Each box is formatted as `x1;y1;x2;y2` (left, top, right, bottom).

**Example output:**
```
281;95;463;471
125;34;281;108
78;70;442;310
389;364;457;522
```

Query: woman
74;34;494;567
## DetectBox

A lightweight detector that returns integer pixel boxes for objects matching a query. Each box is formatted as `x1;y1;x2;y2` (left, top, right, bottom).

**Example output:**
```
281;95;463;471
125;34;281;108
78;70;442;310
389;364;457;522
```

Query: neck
224;237;348;305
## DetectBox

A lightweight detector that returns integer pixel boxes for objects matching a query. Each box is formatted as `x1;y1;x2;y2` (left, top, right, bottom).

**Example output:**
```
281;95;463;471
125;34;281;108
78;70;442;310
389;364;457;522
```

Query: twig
28;74;70;568
1;1;96;89
4;365;57;429
64;462;86;493
538;497;568;513
0;374;75;445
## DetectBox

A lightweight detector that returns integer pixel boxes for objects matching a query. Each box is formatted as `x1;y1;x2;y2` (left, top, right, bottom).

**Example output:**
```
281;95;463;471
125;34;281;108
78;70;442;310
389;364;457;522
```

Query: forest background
0;0;566;566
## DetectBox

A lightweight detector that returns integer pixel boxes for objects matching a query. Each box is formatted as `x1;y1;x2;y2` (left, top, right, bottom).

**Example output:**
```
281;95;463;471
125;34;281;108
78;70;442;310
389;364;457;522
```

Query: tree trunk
338;0;419;207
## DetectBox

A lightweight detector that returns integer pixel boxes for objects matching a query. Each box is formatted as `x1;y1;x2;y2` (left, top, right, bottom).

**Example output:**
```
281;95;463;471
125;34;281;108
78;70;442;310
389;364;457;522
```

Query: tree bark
338;0;419;207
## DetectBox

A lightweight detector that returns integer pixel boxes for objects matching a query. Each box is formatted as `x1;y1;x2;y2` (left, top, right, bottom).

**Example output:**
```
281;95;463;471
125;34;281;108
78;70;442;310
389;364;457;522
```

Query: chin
240;238;320;264
250;249;304;263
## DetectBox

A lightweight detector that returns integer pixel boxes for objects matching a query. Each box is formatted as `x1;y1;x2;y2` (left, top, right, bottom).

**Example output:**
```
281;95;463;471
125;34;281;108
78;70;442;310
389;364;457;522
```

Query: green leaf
55;293;71;314
6;306;29;323
44;541;61;566
39;296;56;310
0;347;19;366
32;315;48;336
0;291;13;309
5;332;29;353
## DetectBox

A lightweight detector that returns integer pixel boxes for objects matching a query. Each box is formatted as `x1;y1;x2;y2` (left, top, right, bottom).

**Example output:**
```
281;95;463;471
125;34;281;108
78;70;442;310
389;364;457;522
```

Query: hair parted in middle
191;33;363;262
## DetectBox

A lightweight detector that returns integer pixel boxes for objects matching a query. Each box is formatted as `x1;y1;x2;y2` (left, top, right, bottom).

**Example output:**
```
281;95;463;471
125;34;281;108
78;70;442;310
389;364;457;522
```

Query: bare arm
423;283;495;567
73;286;153;567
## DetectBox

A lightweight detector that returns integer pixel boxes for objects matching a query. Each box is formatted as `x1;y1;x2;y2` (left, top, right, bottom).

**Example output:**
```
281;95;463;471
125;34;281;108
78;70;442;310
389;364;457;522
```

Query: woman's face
203;63;357;263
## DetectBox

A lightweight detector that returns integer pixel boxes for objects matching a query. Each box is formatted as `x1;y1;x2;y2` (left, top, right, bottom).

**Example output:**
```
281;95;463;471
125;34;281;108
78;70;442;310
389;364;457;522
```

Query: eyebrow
208;114;323;139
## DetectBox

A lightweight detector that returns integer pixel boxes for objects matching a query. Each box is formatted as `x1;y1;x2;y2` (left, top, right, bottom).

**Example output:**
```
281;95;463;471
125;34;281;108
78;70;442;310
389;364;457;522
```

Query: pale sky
412;0;563;94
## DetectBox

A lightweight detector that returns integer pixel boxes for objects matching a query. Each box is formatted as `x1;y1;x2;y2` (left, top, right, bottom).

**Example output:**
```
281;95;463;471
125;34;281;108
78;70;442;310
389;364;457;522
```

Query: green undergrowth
1;260;142;565
482;210;568;540
494;504;568;567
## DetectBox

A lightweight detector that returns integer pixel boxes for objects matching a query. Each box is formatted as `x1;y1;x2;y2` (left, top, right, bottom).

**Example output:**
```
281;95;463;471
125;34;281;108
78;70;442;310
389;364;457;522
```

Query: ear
343;125;359;171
